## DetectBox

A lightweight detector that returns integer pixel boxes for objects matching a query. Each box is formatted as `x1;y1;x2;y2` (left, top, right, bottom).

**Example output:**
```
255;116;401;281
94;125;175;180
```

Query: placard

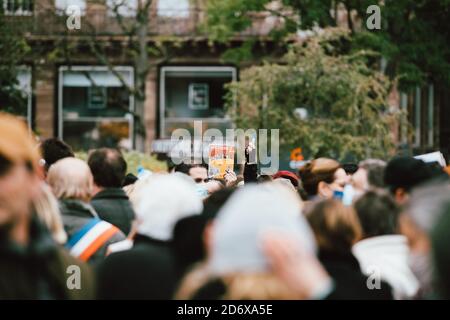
208;144;235;179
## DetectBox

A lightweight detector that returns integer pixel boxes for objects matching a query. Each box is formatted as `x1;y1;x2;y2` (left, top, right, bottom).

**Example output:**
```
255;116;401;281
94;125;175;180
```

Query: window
17;67;32;127
54;0;86;15
107;0;138;17
2;0;33;15
59;66;134;150
159;66;237;138
157;0;189;18
1;67;32;127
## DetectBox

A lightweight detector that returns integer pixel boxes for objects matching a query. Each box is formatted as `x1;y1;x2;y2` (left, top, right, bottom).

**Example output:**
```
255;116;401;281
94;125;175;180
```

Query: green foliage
75;151;168;175
0;14;30;115
226;29;400;161
206;0;450;90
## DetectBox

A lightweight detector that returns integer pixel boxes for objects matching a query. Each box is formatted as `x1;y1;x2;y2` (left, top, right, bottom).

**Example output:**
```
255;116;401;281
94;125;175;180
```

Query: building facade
2;0;449;159
3;0;283;153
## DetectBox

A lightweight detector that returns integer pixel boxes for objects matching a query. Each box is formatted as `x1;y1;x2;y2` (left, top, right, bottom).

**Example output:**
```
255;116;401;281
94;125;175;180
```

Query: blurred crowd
1;112;450;300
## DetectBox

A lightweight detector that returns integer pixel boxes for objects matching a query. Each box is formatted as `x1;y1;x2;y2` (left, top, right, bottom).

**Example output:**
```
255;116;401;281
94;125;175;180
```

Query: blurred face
189;166;208;184
205;180;222;195
352;168;368;193
318;168;350;198
0;164;40;227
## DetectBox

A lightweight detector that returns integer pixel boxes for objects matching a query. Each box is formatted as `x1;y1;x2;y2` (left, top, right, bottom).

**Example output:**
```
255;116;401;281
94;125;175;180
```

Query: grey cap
209;182;316;274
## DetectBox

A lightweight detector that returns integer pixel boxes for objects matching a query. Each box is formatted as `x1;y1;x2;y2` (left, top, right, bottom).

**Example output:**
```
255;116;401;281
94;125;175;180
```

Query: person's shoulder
104;240;174;268
191;277;227;300
55;248;96;299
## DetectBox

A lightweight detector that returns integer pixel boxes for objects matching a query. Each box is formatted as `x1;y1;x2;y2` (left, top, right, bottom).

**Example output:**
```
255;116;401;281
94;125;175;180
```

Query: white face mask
342;184;355;206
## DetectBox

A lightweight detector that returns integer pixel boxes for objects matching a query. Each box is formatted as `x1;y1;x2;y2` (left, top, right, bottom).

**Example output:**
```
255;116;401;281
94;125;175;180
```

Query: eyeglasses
194;178;210;184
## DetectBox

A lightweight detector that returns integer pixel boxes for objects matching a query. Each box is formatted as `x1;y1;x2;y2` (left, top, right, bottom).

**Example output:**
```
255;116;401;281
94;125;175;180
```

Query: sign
188;83;209;110
88;86;107;109
289;147;306;169
208;144;235;179
414;151;446;167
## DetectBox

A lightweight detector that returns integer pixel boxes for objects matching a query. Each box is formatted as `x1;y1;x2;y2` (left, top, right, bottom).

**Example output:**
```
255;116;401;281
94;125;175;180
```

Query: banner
208;144;235;179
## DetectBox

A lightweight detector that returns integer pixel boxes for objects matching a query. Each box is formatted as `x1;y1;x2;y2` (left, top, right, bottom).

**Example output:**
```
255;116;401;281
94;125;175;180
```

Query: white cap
209;182;316;274
134;173;203;241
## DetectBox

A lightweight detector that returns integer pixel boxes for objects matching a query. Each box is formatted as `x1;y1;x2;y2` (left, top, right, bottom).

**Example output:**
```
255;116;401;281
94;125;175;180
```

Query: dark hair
173;215;208;272
40;138;74;171
298;158;341;196
202;188;235;220
88;148;127;188
342;163;359;175
354;190;401;238
174;163;208;175
384;156;447;193
122;173;138;187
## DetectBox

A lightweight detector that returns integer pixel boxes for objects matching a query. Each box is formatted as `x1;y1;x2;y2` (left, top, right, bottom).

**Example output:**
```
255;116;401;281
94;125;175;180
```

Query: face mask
195;185;209;199
332;189;344;200
342;184;355;206
332;184;354;205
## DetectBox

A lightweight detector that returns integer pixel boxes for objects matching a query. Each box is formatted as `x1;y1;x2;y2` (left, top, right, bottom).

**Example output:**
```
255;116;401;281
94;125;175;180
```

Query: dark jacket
91;188;135;235
59;199;126;266
97;234;178;299
319;250;394;300
0;215;95;299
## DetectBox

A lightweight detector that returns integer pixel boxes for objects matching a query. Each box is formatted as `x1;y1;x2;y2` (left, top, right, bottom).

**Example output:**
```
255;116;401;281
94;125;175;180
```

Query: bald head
47;158;93;202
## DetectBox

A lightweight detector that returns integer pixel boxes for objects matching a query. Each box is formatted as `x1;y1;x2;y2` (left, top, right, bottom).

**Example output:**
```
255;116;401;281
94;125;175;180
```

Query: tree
226;29;399;161
32;0;179;150
207;0;450;90
0;13;30;117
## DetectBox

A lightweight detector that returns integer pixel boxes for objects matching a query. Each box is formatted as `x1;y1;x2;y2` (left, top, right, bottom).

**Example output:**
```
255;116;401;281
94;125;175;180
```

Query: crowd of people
1;112;450;300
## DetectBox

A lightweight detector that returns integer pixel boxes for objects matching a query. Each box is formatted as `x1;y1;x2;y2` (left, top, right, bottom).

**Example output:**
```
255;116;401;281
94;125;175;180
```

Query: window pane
62;86;130;118
157;0;189;18
62;69;133;118
0;67;31;121
165;76;231;118
54;0;86;13
63;120;131;150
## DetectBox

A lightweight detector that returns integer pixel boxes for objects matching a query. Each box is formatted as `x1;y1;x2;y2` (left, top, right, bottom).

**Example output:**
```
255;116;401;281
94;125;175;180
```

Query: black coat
91;188;135;235
96;234;178;300
319;249;394;300
0;215;95;299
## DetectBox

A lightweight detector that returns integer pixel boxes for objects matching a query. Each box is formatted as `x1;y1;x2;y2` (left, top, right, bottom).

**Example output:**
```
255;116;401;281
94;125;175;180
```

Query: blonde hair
176;265;303;300
47;157;93;202
307;199;362;252
0;112;40;171
222;273;303;300
33;183;67;244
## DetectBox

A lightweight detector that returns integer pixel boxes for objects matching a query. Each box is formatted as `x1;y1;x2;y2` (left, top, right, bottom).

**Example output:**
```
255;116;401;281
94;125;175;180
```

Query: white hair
133;173;203;241
47;157;93;202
